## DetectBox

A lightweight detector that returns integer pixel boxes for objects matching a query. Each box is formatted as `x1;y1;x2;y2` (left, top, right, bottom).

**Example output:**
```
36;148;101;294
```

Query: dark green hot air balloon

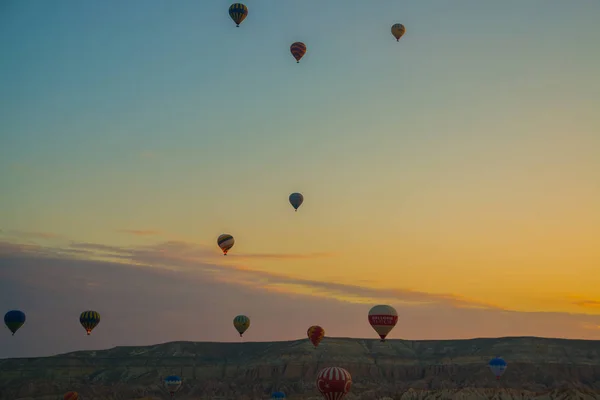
4;310;26;336
289;192;304;212
79;310;101;335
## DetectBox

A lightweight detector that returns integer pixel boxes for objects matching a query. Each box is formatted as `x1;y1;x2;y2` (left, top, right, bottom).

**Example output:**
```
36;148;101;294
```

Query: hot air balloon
79;310;100;335
4;310;26;336
64;391;78;400
316;367;352;400
489;357;507;380
228;3;248;27
289;192;304;212
233;315;250;337
271;391;286;399
391;23;406;41
307;325;325;348
368;305;398;341
290;42;306;63
218;234;235;256
165;375;182;398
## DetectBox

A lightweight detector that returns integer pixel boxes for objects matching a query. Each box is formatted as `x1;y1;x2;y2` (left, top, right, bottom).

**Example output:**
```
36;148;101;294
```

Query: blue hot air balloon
489;357;507;380
272;391;286;399
4;310;26;336
164;375;182;397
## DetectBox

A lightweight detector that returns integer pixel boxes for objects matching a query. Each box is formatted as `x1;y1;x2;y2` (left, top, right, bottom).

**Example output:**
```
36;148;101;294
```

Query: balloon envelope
489;357;507;380
4;310;26;335
79;310;100;335
307;325;325;348
228;3;248;27
64;392;79;400
289;192;304;211
218;234;235;255
165;375;182;394
290;42;307;63
391;23;406;41
233;315;250;336
368;305;398;341
316;367;352;400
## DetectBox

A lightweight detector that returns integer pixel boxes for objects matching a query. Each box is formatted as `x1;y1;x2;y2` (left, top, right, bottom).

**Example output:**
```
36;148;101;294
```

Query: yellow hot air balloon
391;23;406;41
218;234;235;256
233;315;250;337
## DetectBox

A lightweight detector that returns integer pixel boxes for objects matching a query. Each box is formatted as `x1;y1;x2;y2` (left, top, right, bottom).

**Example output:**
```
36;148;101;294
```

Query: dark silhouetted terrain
1;337;600;399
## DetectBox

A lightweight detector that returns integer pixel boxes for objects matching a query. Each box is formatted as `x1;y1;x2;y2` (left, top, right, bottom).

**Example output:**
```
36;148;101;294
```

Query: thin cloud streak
575;300;600;308
0;230;62;240
233;251;335;260
40;240;336;264
68;242;135;255
117;229;162;236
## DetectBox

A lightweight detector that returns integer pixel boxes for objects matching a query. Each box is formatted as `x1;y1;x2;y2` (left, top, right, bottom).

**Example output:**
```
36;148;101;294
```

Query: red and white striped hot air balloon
316;366;352;400
368;305;398;341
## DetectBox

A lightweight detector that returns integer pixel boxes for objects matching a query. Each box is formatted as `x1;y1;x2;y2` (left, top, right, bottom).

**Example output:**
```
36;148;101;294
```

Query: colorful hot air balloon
290;42;307;63
64;391;78;400
316;367;352;400
368;305;398;341
233;315;250;337
307;325;325;348
289;192;304;212
4;310;26;336
391;23;406;41
218;234;235;256
228;3;248;27
489;357;507;380
271;391;286;399
79;310;101;335
165;375;182;398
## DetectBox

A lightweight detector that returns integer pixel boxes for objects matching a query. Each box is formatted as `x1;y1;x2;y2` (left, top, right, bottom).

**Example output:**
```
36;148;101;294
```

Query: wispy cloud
0;230;62;240
581;323;600;331
68;241;134;255
117;229;162;236
38;239;335;266
574;300;600;308
234;252;335;260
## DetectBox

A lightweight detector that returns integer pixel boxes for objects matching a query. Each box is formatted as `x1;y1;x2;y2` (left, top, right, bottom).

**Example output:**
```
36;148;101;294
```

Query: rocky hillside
1;336;600;399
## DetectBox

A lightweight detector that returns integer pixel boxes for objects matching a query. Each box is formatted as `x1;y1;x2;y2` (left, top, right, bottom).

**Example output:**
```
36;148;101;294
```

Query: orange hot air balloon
290;42;306;63
307;325;325;348
391;23;406;41
64;391;79;400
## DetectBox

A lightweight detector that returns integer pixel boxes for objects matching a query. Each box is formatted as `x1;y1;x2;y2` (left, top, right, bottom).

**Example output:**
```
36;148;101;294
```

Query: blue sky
1;0;599;357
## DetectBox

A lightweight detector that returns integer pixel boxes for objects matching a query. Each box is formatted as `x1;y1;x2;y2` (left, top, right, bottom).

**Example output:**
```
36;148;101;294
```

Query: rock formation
1;336;600;399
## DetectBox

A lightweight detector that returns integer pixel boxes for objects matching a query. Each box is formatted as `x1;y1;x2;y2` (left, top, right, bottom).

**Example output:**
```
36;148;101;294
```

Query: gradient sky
1;0;600;358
